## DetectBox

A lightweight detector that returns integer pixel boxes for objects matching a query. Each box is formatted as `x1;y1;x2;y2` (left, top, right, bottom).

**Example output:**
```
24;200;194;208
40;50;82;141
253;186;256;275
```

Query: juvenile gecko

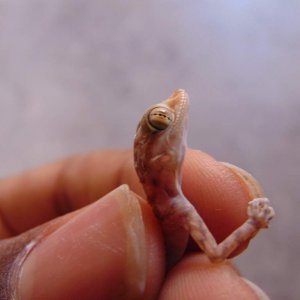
134;89;275;265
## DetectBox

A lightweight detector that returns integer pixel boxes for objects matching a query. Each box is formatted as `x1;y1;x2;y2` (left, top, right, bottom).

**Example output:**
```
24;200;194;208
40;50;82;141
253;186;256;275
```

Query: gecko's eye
148;107;174;131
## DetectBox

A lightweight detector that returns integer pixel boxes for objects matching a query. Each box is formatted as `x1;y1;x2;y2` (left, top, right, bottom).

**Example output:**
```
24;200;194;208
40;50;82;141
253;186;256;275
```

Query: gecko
133;89;275;265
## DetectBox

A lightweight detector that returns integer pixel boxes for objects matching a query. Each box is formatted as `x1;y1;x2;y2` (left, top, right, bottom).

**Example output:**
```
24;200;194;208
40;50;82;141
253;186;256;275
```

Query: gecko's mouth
164;89;189;132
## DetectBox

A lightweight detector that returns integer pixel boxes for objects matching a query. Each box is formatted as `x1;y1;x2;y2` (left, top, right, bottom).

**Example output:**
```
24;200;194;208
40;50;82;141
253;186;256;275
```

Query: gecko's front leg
180;196;274;262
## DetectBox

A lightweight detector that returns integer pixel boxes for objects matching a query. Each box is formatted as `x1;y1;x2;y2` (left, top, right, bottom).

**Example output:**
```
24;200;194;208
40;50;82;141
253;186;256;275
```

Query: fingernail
221;162;264;198
241;278;270;300
17;185;147;299
116;185;147;296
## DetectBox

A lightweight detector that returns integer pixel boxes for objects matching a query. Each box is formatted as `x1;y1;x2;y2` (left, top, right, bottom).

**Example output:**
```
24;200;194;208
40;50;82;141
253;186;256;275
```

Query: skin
134;89;275;266
0;150;271;299
0;90;274;298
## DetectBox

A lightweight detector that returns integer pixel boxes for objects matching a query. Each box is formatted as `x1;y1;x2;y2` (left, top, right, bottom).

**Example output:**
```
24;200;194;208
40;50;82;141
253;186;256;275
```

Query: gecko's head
134;89;189;187
134;89;189;159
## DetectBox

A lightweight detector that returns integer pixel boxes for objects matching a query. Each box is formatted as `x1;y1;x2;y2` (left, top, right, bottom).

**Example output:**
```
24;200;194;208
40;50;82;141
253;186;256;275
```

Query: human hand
0;149;268;299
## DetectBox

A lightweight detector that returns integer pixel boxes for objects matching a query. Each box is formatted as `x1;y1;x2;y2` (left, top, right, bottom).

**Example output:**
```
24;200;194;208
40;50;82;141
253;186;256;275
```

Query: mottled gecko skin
134;90;191;263
134;89;275;265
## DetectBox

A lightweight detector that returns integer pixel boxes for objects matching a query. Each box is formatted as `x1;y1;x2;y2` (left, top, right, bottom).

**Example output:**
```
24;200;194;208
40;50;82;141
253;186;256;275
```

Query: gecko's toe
247;198;275;228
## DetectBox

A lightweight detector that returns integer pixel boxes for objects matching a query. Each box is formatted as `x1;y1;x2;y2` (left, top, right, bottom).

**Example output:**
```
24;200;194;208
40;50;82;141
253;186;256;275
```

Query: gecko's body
134;89;274;264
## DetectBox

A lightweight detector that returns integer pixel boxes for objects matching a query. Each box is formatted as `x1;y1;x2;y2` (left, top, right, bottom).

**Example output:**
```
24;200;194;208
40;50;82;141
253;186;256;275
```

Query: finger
0;149;258;240
1;186;164;300
159;253;269;300
0;150;136;237
182;150;261;255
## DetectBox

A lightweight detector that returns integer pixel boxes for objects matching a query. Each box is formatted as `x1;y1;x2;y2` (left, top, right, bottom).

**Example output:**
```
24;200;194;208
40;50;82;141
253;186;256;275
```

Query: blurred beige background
0;1;299;299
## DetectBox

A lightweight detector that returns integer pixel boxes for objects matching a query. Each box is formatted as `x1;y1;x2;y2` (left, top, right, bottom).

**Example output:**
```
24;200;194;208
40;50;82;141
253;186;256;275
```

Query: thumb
1;185;164;300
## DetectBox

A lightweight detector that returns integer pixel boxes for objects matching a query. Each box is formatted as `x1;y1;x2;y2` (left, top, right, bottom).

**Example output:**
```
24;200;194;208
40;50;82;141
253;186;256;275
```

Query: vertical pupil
148;107;173;130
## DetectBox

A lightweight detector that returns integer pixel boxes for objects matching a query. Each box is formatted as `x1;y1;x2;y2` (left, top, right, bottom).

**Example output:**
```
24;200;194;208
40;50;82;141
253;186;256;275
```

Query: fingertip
159;253;263;300
17;185;164;300
183;149;252;243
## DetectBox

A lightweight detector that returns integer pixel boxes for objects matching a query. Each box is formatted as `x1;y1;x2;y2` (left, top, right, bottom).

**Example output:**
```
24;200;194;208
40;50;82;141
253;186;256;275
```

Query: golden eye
148;107;174;131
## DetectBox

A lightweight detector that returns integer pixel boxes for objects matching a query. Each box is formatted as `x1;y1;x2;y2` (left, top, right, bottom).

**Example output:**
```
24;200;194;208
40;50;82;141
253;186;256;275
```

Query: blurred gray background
0;1;299;299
